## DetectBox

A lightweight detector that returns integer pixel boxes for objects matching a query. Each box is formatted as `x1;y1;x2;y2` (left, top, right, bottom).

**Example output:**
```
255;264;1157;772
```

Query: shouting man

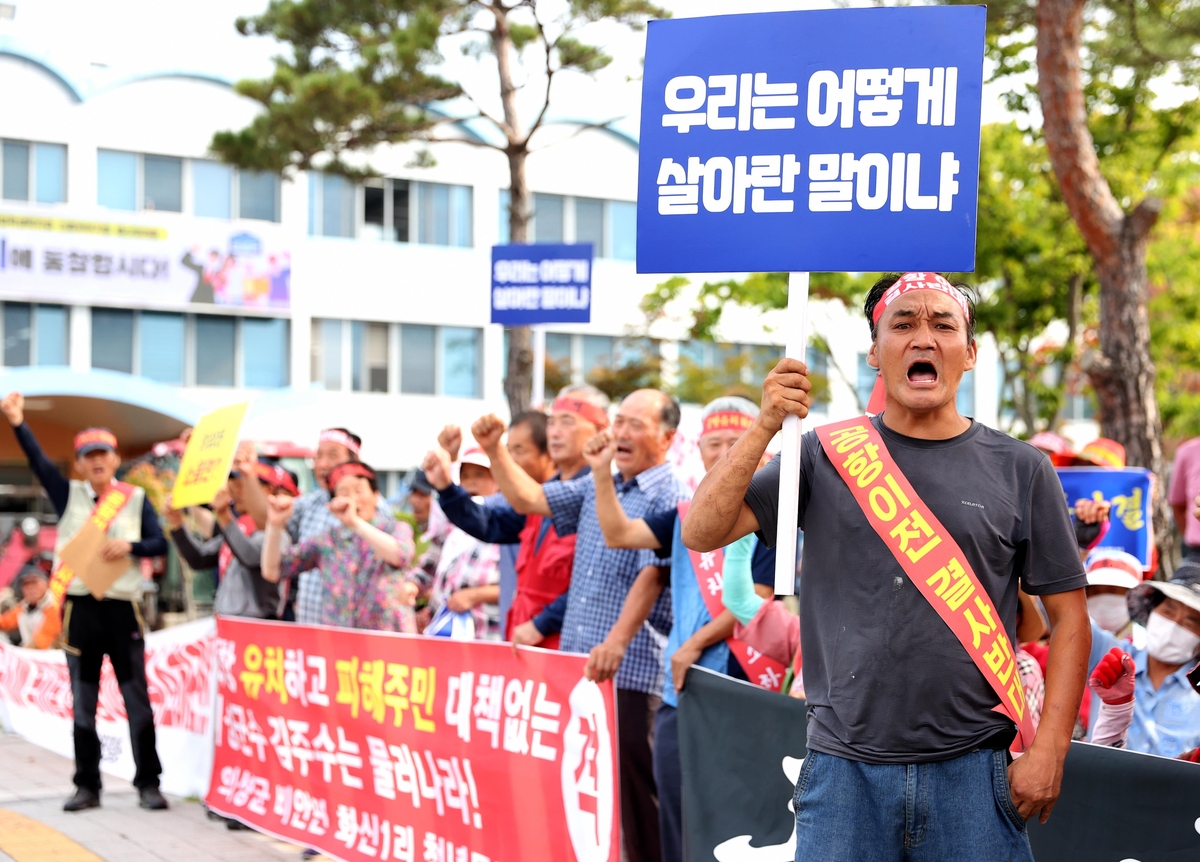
682;273;1090;861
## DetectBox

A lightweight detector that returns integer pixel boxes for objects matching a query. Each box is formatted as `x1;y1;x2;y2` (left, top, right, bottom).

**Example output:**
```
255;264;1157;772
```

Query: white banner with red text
0;617;216;797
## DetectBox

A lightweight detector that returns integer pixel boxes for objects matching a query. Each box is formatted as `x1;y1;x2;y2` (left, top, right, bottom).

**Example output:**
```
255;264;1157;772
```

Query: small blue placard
490;243;593;325
1058;467;1154;569
636;7;987;273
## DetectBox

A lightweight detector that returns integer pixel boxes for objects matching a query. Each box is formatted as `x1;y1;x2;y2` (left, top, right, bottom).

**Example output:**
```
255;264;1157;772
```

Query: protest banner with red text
206;617;619;862
0;617;215;797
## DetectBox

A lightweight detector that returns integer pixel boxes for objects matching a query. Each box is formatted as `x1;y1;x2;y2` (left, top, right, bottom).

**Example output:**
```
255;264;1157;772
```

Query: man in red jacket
425;384;610;644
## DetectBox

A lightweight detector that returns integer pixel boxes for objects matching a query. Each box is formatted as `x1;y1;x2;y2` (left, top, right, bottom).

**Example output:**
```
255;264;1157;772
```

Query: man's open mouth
907;360;938;384
615;443;634;457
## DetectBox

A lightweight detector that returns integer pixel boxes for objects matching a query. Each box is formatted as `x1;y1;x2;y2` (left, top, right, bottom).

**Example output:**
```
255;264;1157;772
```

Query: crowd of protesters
2;276;1200;860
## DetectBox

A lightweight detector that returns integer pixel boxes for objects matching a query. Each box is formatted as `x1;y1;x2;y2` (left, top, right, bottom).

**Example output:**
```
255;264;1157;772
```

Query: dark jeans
64;595;162;793
617;688;662;862
652;704;682;862
793;748;1034;862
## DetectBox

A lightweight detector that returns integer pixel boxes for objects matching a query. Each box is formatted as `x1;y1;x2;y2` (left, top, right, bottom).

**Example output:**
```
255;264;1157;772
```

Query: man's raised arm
585;431;661;550
682;359;811;552
471;414;551;516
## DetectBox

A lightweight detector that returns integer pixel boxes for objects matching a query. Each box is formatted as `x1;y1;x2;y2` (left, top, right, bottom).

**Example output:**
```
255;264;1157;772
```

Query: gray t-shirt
746;415;1085;764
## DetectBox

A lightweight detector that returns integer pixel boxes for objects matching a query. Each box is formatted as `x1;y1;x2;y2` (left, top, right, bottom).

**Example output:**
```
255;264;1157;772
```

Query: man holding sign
681;275;1090;860
2;392;169;813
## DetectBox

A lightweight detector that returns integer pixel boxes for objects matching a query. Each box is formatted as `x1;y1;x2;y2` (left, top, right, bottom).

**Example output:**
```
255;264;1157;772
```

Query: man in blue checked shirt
473;389;688;862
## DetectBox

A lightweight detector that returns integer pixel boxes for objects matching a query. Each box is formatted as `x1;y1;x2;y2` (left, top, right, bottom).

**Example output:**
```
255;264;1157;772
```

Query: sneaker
138;786;169;810
301;850;321;859
63;787;100;812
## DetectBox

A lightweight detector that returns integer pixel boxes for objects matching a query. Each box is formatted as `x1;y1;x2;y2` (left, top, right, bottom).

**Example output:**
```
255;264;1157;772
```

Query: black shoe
63;787;100;812
138;786;169;810
225;817;250;830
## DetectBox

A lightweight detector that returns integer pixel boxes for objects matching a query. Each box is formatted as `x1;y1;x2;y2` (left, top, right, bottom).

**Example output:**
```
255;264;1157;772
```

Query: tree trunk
1036;0;1172;574
504;147;534;415
493;4;533;417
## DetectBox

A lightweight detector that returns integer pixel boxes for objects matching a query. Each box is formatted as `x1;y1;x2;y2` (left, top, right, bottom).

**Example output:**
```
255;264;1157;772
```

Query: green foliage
672;349;830;408
585;338;662;401
214;0;668;176
1150;183;1200;441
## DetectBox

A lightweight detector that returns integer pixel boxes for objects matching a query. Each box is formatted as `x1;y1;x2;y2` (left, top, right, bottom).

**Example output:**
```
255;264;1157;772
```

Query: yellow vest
54;481;146;601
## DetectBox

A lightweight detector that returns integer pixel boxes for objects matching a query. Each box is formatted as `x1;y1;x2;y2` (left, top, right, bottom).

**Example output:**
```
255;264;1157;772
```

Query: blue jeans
793;748;1034;862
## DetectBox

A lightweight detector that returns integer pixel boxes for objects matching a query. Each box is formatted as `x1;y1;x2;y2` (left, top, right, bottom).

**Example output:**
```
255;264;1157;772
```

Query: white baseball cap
459;447;491;471
1085;549;1144;590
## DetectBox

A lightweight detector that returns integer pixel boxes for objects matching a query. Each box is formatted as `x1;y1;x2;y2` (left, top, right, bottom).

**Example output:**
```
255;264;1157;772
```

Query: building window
195;315;237;386
142;155;182;212
92;308;135;373
400;324;436;395
311;318;343;390
574;197;604;251
352;321;389;392
856;353;877;411
805;346;830;410
1;140;67;204
498;192;636;259
140;311;186;384
239;171;280;222
441;327;481;398
193;161;233;219
0;304;62;367
533;193;564;243
412;182;473;248
957;368;975;416
243;317;290;388
362;179;411;242
309;173;355;238
582;335;615;378
609;201;636;261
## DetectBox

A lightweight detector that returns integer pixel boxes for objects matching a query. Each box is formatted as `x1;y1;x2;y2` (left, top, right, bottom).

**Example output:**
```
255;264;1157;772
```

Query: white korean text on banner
0;617;216;798
0;208;291;311
491;243;593;325
636;7;987;273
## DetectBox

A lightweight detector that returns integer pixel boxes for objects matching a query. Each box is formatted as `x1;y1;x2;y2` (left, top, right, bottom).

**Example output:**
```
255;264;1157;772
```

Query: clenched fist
437;425;463;463
1;392;24;428
471;414;507;454
267;494;295;527
582;431;616;473
758;359;812;435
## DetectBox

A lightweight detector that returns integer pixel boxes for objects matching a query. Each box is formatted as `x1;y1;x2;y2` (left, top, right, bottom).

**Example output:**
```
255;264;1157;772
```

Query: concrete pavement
0;732;322;862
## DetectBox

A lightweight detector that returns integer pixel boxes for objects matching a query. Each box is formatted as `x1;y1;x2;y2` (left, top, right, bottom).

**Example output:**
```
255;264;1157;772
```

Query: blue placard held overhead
491;243;594;325
636;7;987;274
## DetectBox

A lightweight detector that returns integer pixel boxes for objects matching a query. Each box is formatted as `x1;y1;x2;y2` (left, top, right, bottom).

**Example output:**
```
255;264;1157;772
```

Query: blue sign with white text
636;7;987;274
1058;467;1154;569
490;243;593;325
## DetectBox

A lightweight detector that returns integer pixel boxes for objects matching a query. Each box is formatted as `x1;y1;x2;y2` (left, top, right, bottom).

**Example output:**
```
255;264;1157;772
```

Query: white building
0;35;1008;492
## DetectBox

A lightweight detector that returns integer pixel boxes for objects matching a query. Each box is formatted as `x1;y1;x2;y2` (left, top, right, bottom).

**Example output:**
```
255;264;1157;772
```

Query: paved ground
0;732;323;862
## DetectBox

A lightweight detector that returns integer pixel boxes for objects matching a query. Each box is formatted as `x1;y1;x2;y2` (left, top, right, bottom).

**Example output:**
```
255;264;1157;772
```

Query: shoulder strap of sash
814;417;1034;751
49;480;138;605
677;502;789;693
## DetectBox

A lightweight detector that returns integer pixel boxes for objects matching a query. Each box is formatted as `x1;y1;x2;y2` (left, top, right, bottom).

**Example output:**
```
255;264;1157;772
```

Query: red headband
871;272;969;325
74;428;118;453
253;462;300;496
319;429;361;456
551;396;610;429
327;461;375;491
702;411;754;436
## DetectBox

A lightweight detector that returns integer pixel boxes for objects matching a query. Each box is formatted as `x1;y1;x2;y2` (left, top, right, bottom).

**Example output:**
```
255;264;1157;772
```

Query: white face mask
1144;611;1200;665
1088;594;1130;633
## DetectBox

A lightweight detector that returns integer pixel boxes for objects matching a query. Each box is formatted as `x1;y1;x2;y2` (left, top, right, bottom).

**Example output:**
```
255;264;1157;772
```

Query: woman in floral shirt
262;461;419;632
423;446;502;639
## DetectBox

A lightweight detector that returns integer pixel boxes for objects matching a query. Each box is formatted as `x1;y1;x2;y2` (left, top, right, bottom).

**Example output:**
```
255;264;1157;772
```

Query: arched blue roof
0;367;203;425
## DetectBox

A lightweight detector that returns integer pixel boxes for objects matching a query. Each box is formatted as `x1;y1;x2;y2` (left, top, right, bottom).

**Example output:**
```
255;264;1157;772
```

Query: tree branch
528;116;624;152
525;7;557;141
1036;0;1125;264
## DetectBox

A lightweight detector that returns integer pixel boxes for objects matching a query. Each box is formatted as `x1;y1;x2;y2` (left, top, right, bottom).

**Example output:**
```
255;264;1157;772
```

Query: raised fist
328;495;358;527
1;392;24;428
266;494;295;527
1089;647;1136;705
471;414;507;454
437;425;463;463
1075;498;1111;526
421;447;453;492
759;359;811;435
582;431;616;472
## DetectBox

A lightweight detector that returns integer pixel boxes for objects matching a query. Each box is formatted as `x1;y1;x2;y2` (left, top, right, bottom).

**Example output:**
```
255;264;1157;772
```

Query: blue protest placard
490;244;593;325
1058;467;1155;568
636;7;987;274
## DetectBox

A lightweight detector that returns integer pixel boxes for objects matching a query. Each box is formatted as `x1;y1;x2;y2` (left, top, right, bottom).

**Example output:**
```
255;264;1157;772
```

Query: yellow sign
0;212;167;240
171;402;250;508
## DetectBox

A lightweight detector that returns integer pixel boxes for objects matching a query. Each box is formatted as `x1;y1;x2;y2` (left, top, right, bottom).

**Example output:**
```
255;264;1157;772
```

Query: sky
0;0;1029;137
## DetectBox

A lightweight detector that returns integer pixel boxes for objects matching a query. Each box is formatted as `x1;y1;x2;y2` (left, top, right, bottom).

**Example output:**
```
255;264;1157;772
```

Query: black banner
678;667;1200;861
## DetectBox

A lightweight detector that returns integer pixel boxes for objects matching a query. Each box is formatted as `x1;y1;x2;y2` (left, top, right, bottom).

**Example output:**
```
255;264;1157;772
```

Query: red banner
206;617;619;862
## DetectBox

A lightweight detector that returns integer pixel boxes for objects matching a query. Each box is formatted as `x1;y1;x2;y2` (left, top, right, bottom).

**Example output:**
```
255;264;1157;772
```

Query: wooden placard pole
774;271;810;596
